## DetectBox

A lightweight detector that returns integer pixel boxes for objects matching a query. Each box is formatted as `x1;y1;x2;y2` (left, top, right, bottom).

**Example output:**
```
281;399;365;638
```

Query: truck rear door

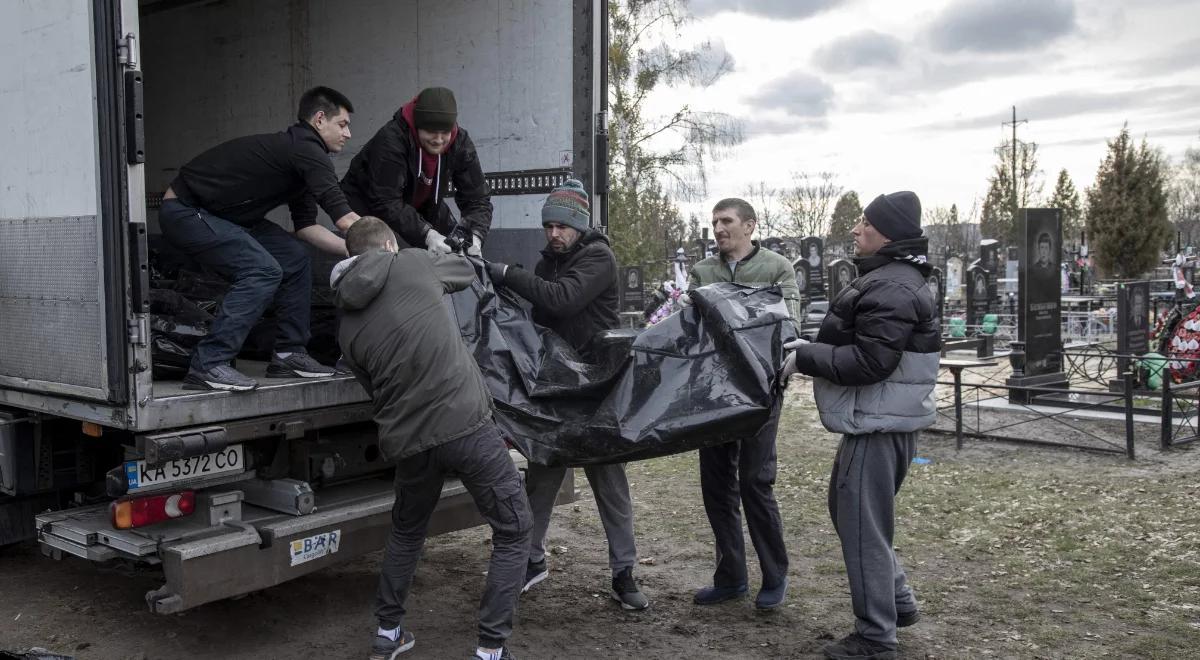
0;0;131;403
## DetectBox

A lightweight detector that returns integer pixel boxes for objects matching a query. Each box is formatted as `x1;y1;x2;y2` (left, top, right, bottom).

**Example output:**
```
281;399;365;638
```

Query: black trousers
698;402;788;589
375;423;532;648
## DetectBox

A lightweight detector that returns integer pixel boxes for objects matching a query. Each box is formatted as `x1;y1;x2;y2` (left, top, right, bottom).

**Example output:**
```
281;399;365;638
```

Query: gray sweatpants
828;431;919;648
524;462;637;575
375;423;532;648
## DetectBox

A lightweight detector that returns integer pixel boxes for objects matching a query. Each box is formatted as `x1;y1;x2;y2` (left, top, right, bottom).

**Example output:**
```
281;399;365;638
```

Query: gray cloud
1120;38;1200;78
750;71;835;118
924;85;1200;131
689;0;839;20
927;0;1077;54
742;115;829;136
813;31;903;73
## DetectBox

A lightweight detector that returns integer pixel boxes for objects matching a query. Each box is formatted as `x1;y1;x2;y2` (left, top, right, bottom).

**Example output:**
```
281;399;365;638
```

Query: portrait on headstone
763;237;785;254
800;237;824;297
794;258;810;295
828;259;855;300
1130;286;1147;332
1034;232;1056;271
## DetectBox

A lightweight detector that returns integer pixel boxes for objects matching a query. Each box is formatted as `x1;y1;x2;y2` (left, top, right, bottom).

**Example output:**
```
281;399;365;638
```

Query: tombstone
800;236;825;298
619;265;645;313
793;258;810;300
926;267;945;325
946;257;964;301
1111;281;1151;390
762;236;786;255
979;239;1000;273
1006;208;1068;403
1004;246;1019;295
828;259;856;301
966;263;991;328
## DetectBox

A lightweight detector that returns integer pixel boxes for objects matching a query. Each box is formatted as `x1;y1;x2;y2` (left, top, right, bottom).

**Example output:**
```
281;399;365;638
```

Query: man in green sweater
687;197;799;610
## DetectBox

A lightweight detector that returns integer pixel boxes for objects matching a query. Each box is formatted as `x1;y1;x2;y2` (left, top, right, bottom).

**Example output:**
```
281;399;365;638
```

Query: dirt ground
2;382;1199;659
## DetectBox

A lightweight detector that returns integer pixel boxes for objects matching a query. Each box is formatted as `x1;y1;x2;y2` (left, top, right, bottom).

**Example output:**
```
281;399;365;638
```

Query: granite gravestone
828;259;856;300
966;263;991;328
1007;208;1068;402
980;239;1000;273
926;267;945;324
762;237;786;255
800;236;825;299
619;266;645;313
1115;281;1151;386
793;258;810;300
946;257;964;301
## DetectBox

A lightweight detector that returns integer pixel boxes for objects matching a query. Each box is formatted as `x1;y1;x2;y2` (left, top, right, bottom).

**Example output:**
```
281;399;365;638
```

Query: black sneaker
266;352;335;378
897;608;920;627
822;632;897;660
610;566;649;610
521;558;548;594
369;629;415;660
334;354;354;375
182;364;258;392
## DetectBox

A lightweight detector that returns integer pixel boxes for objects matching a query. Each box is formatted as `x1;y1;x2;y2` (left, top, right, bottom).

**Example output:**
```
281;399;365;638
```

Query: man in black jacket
781;191;941;660
333;217;531;660
159;86;361;392
486;180;648;611
341;87;492;256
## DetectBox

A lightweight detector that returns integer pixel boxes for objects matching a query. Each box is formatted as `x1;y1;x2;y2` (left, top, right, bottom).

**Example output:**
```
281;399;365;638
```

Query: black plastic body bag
448;262;798;467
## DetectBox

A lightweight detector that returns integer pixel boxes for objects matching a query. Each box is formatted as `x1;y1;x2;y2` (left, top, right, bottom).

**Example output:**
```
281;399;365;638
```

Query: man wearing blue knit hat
486;179;649;611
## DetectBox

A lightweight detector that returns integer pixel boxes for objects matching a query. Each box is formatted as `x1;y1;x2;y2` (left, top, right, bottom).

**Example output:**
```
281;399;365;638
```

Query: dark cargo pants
375;423;532;648
698;401;789;589
158;198;312;371
828;431;919;648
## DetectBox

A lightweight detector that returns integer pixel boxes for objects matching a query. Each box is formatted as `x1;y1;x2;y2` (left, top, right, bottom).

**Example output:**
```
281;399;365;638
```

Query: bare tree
781;171;842;238
742;181;785;238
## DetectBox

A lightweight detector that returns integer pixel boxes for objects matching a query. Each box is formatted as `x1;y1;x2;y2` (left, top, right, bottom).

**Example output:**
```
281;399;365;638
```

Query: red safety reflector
110;490;196;530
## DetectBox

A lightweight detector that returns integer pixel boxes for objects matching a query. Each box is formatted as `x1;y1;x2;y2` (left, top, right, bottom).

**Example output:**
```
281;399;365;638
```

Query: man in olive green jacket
686;197;796;611
333;217;531;660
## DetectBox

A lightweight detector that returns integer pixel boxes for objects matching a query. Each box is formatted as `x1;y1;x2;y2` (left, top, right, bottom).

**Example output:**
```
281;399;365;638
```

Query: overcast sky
645;0;1200;225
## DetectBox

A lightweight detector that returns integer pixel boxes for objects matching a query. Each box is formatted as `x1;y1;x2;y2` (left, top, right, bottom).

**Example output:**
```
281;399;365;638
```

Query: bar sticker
289;529;340;566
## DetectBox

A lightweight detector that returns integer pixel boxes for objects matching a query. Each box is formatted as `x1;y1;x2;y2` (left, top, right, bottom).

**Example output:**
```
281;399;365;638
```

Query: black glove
486;262;509;286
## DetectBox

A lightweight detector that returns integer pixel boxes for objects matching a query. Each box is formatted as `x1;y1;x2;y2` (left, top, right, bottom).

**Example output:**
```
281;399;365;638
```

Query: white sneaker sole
201;379;256;391
610;589;649;611
521;570;548;594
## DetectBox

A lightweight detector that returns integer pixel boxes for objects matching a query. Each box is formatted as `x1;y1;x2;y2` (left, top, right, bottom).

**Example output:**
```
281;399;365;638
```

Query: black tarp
450;263;798;467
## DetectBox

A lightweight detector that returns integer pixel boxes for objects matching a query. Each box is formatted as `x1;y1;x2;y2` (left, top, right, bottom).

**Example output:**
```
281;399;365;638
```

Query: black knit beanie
863;191;922;241
413;87;457;131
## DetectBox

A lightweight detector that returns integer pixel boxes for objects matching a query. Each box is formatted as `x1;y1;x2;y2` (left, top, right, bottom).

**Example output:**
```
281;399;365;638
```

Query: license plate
290;529;341;566
125;444;244;491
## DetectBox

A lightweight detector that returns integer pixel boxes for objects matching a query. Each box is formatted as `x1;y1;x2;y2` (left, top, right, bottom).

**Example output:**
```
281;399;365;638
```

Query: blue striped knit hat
541;179;591;233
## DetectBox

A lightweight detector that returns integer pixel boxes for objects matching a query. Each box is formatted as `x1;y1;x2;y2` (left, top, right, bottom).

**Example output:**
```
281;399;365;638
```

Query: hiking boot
897;608;921;627
521;558;548;594
755;576;788;610
822;632;897;660
692;583;748;605
472;647;515;660
182;364;258;392
266;351;335;378
369;629;415;660
610;566;649;611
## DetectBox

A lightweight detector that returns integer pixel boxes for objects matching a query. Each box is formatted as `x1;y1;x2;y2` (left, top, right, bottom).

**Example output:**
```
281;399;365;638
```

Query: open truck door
0;0;136;405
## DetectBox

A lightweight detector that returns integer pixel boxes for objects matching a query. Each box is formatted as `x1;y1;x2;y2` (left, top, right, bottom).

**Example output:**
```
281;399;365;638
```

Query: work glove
679;292;693;307
486;262;509;286
779;337;811;382
466;231;484;257
425;228;452;254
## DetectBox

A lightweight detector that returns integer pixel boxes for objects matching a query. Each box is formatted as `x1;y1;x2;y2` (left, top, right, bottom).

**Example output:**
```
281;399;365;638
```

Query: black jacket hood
332;250;394;310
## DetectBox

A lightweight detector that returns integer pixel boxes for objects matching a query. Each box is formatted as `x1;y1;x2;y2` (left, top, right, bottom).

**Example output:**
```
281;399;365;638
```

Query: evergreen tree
1086;126;1172;278
1048;168;1084;242
827;191;862;248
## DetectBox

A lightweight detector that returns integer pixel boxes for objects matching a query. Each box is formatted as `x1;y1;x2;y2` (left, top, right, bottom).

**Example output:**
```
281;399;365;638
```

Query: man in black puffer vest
486;179;648;612
781;191;941;660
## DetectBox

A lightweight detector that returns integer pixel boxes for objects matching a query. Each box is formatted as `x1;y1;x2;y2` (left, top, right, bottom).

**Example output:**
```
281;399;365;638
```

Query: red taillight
111;490;196;529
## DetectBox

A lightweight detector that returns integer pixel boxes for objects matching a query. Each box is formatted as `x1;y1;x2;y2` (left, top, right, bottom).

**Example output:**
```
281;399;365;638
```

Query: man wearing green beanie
486;179;650;612
342;87;492;256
